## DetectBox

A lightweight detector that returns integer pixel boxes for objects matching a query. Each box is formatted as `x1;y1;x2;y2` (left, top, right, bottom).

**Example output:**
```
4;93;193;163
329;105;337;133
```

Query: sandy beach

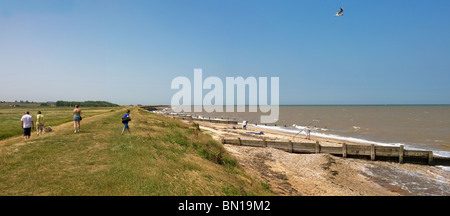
183;119;450;196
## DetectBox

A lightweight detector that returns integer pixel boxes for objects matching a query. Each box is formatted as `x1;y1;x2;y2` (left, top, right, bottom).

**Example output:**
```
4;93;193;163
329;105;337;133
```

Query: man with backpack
121;110;131;135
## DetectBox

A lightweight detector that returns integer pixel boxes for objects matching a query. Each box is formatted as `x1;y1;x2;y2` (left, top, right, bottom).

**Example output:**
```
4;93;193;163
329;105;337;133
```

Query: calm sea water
182;105;450;157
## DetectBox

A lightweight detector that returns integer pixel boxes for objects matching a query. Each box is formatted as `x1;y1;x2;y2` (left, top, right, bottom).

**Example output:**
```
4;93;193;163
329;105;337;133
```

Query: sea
178;105;450;158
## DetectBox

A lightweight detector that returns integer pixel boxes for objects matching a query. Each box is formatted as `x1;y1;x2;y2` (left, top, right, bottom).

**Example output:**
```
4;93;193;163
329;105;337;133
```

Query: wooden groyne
192;117;238;124
221;138;450;166
168;114;238;124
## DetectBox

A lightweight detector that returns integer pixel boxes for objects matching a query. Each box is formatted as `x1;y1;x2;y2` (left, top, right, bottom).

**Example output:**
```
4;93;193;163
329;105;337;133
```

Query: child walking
36;111;45;136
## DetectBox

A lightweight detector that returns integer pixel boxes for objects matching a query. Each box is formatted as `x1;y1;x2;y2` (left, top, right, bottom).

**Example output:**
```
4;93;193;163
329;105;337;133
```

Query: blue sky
1;0;449;105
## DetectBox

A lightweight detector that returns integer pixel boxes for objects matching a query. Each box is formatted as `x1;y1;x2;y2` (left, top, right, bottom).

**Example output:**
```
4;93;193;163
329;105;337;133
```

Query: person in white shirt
305;126;311;140
21;111;34;140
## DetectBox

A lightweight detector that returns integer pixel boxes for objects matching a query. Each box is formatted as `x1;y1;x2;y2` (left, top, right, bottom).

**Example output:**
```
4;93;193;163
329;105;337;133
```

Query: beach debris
334;7;344;16
246;131;265;135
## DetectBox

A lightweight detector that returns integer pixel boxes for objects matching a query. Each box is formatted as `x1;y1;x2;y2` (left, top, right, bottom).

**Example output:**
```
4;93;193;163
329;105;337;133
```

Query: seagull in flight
334;7;344;16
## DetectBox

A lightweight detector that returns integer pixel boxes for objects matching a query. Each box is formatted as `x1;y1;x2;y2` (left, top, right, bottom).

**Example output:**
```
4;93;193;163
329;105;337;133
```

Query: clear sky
1;0;449;105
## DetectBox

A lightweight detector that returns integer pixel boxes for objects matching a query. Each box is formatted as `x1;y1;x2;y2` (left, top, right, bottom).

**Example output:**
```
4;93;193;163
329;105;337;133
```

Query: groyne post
370;144;375;161
315;141;321;154
428;151;433;165
399;145;404;164
342;143;347;158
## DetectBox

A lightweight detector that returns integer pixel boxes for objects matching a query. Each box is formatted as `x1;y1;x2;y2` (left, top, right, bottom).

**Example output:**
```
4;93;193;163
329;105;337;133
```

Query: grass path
0;108;118;149
0;107;272;196
0;104;115;140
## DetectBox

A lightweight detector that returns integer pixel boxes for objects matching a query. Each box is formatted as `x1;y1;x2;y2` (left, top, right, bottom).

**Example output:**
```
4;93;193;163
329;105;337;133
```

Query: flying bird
334;7;344;16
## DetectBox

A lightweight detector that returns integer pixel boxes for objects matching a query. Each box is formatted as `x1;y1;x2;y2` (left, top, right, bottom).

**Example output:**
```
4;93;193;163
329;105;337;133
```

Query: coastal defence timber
167;113;238;124
221;138;450;166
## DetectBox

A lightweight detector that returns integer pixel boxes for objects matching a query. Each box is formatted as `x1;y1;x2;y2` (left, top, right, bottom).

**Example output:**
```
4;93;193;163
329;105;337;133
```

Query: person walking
121;109;131;135
73;105;82;133
36;111;45;136
21;111;34;140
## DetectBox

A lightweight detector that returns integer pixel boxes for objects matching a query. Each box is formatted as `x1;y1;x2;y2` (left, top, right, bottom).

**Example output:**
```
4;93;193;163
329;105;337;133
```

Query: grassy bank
0;106;273;195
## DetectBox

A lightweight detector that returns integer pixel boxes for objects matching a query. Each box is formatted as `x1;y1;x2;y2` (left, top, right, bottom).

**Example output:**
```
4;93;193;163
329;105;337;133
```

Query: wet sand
190;120;450;196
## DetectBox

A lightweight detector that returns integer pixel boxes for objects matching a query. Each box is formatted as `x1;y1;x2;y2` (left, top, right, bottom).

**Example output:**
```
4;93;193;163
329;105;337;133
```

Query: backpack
122;116;131;123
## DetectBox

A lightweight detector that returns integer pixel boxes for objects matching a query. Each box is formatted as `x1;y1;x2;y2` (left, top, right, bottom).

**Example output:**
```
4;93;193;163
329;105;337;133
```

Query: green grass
0;106;274;196
0;103;115;140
